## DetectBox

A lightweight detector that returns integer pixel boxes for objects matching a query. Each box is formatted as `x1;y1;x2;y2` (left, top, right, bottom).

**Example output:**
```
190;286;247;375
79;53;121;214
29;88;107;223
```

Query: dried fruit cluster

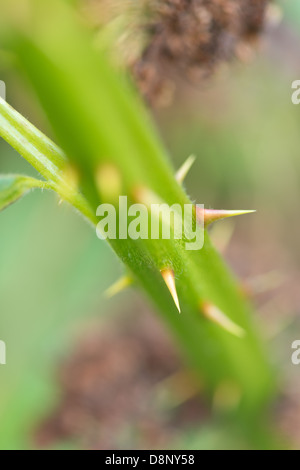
133;0;269;104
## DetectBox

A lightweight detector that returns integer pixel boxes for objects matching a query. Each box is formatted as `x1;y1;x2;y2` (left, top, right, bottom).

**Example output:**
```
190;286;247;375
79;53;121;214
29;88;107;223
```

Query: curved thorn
175;155;196;184
201;301;245;338
243;270;285;297
133;185;162;206
61;164;80;191
161;269;181;313
96;163;122;202
104;275;132;298
209;220;235;253
213;381;241;413
196;207;256;228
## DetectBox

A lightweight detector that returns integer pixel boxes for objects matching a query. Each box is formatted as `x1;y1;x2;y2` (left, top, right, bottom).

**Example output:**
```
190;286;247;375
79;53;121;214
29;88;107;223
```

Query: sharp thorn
104;275;132;299
133;186;162;206
175;155;196;184
96;163;122;202
213;381;241;413
161;269;181;313
201;301;245;338
196;207;256;228
242;270;285;297
61;164;80;191
209;220;235;253
153;369;200;409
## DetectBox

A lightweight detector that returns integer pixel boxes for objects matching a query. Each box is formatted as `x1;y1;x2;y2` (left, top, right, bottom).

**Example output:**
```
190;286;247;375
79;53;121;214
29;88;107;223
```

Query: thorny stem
0;97;96;225
0;0;278;448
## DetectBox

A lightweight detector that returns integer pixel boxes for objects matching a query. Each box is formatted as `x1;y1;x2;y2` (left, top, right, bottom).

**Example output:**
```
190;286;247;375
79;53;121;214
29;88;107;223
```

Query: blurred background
0;0;300;449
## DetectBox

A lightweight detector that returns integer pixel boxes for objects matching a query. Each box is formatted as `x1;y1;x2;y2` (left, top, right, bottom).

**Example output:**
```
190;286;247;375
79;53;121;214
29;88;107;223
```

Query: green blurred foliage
0;144;120;449
280;0;300;28
163;65;300;211
160;62;300;267
0;0;299;451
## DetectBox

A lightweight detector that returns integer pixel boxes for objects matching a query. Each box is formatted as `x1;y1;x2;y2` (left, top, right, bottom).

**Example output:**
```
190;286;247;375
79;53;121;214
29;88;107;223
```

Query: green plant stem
0;97;96;224
0;0;277;443
0;92;275;426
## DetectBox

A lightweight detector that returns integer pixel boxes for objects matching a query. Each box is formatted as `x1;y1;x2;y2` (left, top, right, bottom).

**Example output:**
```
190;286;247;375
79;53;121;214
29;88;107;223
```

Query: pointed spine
95;163;122;203
161;269;181;313
196;207;256;227
201;301;245;338
175;155;196;184
104;275;132;298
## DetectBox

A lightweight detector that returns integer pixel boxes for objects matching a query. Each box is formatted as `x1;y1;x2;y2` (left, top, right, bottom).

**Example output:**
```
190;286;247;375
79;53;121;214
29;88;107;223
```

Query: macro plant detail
132;0;270;104
0;0;289;451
